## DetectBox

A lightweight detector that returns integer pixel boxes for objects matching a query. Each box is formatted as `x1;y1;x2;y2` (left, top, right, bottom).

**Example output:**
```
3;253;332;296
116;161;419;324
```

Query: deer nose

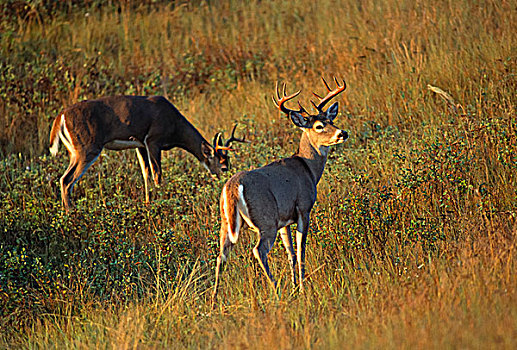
339;130;348;140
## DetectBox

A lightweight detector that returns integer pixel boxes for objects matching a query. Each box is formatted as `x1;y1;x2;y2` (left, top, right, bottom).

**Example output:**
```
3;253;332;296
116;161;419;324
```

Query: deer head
209;124;248;174
273;77;348;149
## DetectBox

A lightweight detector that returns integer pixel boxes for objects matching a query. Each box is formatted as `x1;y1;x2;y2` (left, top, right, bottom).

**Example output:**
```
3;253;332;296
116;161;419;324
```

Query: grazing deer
212;78;348;303
49;95;245;212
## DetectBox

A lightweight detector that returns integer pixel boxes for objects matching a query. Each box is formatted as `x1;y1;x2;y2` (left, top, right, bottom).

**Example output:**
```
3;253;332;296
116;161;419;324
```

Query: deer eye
314;122;325;132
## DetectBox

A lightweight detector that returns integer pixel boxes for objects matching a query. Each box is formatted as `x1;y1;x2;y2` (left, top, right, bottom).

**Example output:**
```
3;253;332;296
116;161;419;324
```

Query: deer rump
221;158;316;243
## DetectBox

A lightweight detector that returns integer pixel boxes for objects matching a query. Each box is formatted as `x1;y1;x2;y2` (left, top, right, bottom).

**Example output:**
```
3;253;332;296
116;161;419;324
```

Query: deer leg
60;150;101;212
212;233;234;307
295;215;310;291
60;155;79;211
135;147;151;203
280;226;297;286
144;139;162;187
212;203;241;307
253;230;278;288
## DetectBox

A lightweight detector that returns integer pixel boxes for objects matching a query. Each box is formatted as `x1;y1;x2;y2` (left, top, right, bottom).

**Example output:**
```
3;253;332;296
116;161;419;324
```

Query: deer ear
290;111;311;128
202;142;215;159
326;102;339;121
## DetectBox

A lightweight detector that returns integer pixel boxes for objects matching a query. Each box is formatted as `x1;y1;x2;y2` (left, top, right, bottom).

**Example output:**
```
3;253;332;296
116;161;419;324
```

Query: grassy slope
1;0;516;348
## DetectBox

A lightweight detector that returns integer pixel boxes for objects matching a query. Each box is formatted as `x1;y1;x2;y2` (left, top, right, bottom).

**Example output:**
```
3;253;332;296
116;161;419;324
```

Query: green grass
1;0;516;348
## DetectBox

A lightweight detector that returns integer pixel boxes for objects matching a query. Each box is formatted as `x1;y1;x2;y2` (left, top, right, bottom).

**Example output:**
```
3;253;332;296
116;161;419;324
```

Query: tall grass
1;0;516;348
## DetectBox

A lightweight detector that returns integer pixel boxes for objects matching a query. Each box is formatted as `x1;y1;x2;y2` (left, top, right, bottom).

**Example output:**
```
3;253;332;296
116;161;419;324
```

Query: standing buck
213;78;348;303
49;95;245;211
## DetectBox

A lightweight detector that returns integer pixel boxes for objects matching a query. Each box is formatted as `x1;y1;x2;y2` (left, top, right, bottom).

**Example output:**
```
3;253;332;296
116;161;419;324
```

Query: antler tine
224;123;249;147
333;76;341;88
313;76;347;112
272;82;281;107
322;76;332;92
230;123;238;139
275;81;282;101
272;81;301;115
213;132;222;149
298;101;309;115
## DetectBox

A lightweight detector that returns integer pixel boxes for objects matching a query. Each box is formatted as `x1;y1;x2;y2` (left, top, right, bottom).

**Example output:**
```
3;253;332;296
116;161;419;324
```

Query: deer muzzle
338;130;348;141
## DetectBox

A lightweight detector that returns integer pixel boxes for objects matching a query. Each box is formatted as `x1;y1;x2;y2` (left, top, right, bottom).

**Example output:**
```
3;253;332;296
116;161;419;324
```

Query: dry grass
1;0;516;348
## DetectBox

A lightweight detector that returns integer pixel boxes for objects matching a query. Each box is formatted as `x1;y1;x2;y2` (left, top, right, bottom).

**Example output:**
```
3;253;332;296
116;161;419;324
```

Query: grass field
1;0;516;348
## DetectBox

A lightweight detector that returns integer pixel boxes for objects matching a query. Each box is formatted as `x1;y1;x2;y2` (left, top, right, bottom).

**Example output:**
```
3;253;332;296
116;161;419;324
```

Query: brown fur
49;95;229;211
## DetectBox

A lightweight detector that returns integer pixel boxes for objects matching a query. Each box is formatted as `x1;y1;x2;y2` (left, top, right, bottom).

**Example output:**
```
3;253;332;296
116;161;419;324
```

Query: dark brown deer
213;78;348;304
49;95;245;211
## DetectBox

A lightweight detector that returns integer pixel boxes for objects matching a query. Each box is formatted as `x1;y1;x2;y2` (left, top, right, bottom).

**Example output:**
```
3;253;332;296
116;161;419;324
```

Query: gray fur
213;101;348;304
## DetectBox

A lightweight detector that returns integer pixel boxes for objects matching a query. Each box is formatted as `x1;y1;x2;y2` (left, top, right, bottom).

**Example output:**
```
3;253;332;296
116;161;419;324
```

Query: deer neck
173;116;209;161
295;131;329;184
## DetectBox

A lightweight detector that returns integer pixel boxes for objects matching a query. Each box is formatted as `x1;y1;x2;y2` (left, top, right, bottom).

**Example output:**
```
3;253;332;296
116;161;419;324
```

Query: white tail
49;114;64;156
49;132;59;156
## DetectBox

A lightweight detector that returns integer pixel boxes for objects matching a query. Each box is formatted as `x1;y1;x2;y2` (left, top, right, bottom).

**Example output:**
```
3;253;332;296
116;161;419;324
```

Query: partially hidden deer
213;78;348;304
49;95;246;211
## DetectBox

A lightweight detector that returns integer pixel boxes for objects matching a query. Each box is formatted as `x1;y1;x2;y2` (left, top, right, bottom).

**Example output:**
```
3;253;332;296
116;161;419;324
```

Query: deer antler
272;82;305;115
224;124;248;147
214;124;248;152
310;77;347;112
